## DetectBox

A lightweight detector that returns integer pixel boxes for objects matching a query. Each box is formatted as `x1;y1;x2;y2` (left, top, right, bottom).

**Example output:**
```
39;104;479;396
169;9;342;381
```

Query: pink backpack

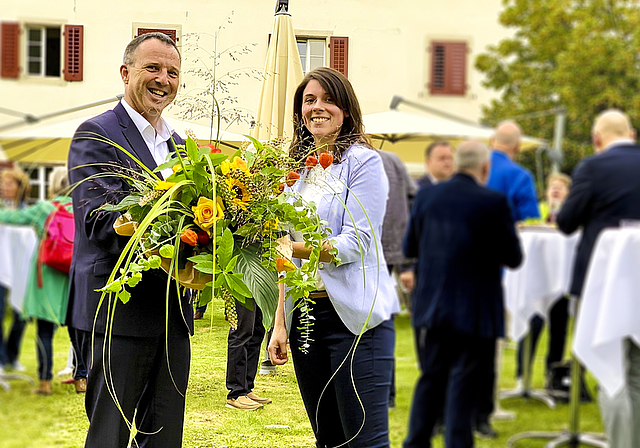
38;202;74;287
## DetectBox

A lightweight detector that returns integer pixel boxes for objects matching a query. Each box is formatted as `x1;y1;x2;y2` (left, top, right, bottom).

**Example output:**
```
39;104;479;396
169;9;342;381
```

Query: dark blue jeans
36;319;55;381
290;298;395;448
6;307;27;366
226;300;264;400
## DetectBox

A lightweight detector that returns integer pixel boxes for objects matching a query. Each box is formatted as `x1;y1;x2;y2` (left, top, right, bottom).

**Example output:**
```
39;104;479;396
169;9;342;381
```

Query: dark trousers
35;319;56;381
404;327;494;448
226;300;264;400
473;337;497;426
291;297;395;448
81;328;190;448
0;286;6;365
6;307;27;366
516;296;569;377
68;326;88;380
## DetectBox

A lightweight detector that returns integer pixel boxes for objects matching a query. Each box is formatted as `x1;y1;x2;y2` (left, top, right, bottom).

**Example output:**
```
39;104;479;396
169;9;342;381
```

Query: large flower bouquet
98;134;332;334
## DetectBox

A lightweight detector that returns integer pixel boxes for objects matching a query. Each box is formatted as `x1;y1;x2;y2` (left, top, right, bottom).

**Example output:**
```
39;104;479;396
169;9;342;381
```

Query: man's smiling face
120;38;180;126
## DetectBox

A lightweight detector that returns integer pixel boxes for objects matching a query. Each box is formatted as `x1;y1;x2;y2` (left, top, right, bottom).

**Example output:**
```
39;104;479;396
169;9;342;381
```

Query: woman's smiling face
301;79;345;147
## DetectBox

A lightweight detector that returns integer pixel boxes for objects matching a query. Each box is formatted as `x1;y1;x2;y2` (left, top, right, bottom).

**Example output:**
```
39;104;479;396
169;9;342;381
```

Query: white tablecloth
574;228;640;397
504;228;580;341
0;224;38;311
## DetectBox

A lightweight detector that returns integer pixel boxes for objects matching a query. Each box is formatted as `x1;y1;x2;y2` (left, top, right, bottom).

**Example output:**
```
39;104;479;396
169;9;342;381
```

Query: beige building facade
0;0;510;193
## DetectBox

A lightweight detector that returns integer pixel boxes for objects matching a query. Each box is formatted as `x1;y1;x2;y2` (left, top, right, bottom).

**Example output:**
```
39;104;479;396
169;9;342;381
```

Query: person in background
557;109;640;448
379;149;417;408
269;67;398;448
403;140;522;448
478;120;540;437
0;167;76;395
0;167;31;375
416;141;454;189
515;173;572;391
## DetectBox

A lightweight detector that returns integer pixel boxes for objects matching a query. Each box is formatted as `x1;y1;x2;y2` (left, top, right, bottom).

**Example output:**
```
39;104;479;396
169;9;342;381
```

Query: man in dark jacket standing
557;109;640;448
403;141;522;448
67;32;192;448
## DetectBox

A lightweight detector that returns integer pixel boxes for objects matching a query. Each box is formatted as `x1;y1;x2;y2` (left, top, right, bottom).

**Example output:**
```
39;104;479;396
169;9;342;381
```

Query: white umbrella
0;108;249;164
363;109;544;175
252;2;304;142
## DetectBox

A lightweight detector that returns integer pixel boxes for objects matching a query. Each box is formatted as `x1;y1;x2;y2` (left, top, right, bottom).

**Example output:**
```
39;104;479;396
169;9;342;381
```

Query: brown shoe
247;391;272;404
194;312;204;320
33;380;52;395
75;378;87;394
225;395;263;410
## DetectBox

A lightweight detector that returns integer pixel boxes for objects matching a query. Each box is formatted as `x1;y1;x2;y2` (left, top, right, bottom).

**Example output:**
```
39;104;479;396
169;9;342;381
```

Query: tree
475;0;640;176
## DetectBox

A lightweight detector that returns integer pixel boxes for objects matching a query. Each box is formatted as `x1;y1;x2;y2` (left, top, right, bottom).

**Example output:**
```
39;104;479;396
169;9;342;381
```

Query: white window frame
296;37;327;74
25;24;62;78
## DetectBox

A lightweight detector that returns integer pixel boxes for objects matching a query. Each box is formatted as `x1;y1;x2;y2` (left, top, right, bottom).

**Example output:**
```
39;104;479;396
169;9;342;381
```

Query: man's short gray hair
455;140;490;171
123;32;180;66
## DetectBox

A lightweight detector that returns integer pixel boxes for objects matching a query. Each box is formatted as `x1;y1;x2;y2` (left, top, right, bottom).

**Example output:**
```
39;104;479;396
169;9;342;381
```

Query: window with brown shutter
429;41;467;96
1;22;20;79
64;25;83;82
330;36;348;78
137;28;178;42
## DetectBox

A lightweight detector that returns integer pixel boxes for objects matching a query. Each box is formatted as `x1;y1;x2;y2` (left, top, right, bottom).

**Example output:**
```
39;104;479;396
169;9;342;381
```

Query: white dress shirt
121;99;174;179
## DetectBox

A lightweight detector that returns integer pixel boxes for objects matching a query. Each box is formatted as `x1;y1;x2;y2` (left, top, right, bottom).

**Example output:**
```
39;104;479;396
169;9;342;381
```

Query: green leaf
117;289;131;304
127;272;142;287
224;272;252;298
225;255;238;272
186;137;199;161
159;245;174;259
235;245;278;328
148;255;162;269
218;228;234;268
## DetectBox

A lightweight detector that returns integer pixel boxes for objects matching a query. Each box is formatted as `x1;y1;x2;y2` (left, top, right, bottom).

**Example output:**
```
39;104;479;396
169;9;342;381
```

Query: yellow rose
192;197;223;231
220;160;231;175
230;156;249;173
155;181;177;190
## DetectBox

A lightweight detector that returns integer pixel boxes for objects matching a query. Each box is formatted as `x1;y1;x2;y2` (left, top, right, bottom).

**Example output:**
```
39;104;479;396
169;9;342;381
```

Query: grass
0;301;604;447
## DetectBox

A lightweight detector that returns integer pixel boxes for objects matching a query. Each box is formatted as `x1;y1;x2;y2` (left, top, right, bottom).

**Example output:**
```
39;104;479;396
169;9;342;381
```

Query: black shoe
475;422;498;439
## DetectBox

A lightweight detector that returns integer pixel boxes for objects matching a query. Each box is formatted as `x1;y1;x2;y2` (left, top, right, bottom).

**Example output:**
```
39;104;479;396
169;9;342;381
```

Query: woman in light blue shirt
269;67;398;448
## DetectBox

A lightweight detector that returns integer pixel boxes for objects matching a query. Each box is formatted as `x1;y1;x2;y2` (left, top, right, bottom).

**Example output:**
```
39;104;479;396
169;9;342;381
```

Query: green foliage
476;0;640;175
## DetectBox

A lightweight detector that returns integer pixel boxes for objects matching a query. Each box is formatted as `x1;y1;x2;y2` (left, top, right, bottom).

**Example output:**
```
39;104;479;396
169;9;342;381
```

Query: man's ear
120;65;129;84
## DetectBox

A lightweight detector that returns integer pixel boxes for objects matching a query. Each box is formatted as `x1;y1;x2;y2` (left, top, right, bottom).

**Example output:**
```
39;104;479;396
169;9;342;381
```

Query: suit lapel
114;103;159;174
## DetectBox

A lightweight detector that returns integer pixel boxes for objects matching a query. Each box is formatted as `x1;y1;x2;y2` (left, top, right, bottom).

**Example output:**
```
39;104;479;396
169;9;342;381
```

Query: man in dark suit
557;109;640;448
403;141;522;448
416;140;454;190
67;32;193;448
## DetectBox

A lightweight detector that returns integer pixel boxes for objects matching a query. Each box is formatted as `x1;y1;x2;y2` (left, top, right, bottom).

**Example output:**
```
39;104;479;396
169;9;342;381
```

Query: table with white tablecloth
0;224;38;312
574;227;640;397
504;228;580;341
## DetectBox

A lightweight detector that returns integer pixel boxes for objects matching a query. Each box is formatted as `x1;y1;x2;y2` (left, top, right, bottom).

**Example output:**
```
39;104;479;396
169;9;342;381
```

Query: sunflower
226;177;252;210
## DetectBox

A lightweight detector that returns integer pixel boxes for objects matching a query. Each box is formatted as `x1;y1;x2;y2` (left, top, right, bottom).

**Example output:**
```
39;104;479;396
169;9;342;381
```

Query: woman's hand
268;326;289;365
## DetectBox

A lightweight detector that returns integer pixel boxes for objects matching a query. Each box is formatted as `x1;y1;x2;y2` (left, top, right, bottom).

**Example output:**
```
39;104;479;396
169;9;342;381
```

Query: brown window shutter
137;28;178;42
1;22;20;79
330;36;348;78
430;41;467;95
63;25;83;82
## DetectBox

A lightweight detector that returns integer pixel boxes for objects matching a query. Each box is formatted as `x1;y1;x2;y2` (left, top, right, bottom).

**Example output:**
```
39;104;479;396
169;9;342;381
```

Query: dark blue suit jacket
403;173;522;339
557;143;640;297
67;102;193;337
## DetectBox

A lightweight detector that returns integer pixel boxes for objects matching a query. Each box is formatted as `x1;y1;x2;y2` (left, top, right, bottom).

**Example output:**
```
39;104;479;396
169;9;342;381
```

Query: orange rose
200;144;221;154
180;228;198;246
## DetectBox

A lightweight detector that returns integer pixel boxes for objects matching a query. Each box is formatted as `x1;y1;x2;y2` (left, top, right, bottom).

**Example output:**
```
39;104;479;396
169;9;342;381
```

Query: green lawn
0;302;604;447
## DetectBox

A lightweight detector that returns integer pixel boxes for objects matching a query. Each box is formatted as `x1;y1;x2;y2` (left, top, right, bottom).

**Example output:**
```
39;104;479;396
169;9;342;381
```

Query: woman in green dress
0;167;73;395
